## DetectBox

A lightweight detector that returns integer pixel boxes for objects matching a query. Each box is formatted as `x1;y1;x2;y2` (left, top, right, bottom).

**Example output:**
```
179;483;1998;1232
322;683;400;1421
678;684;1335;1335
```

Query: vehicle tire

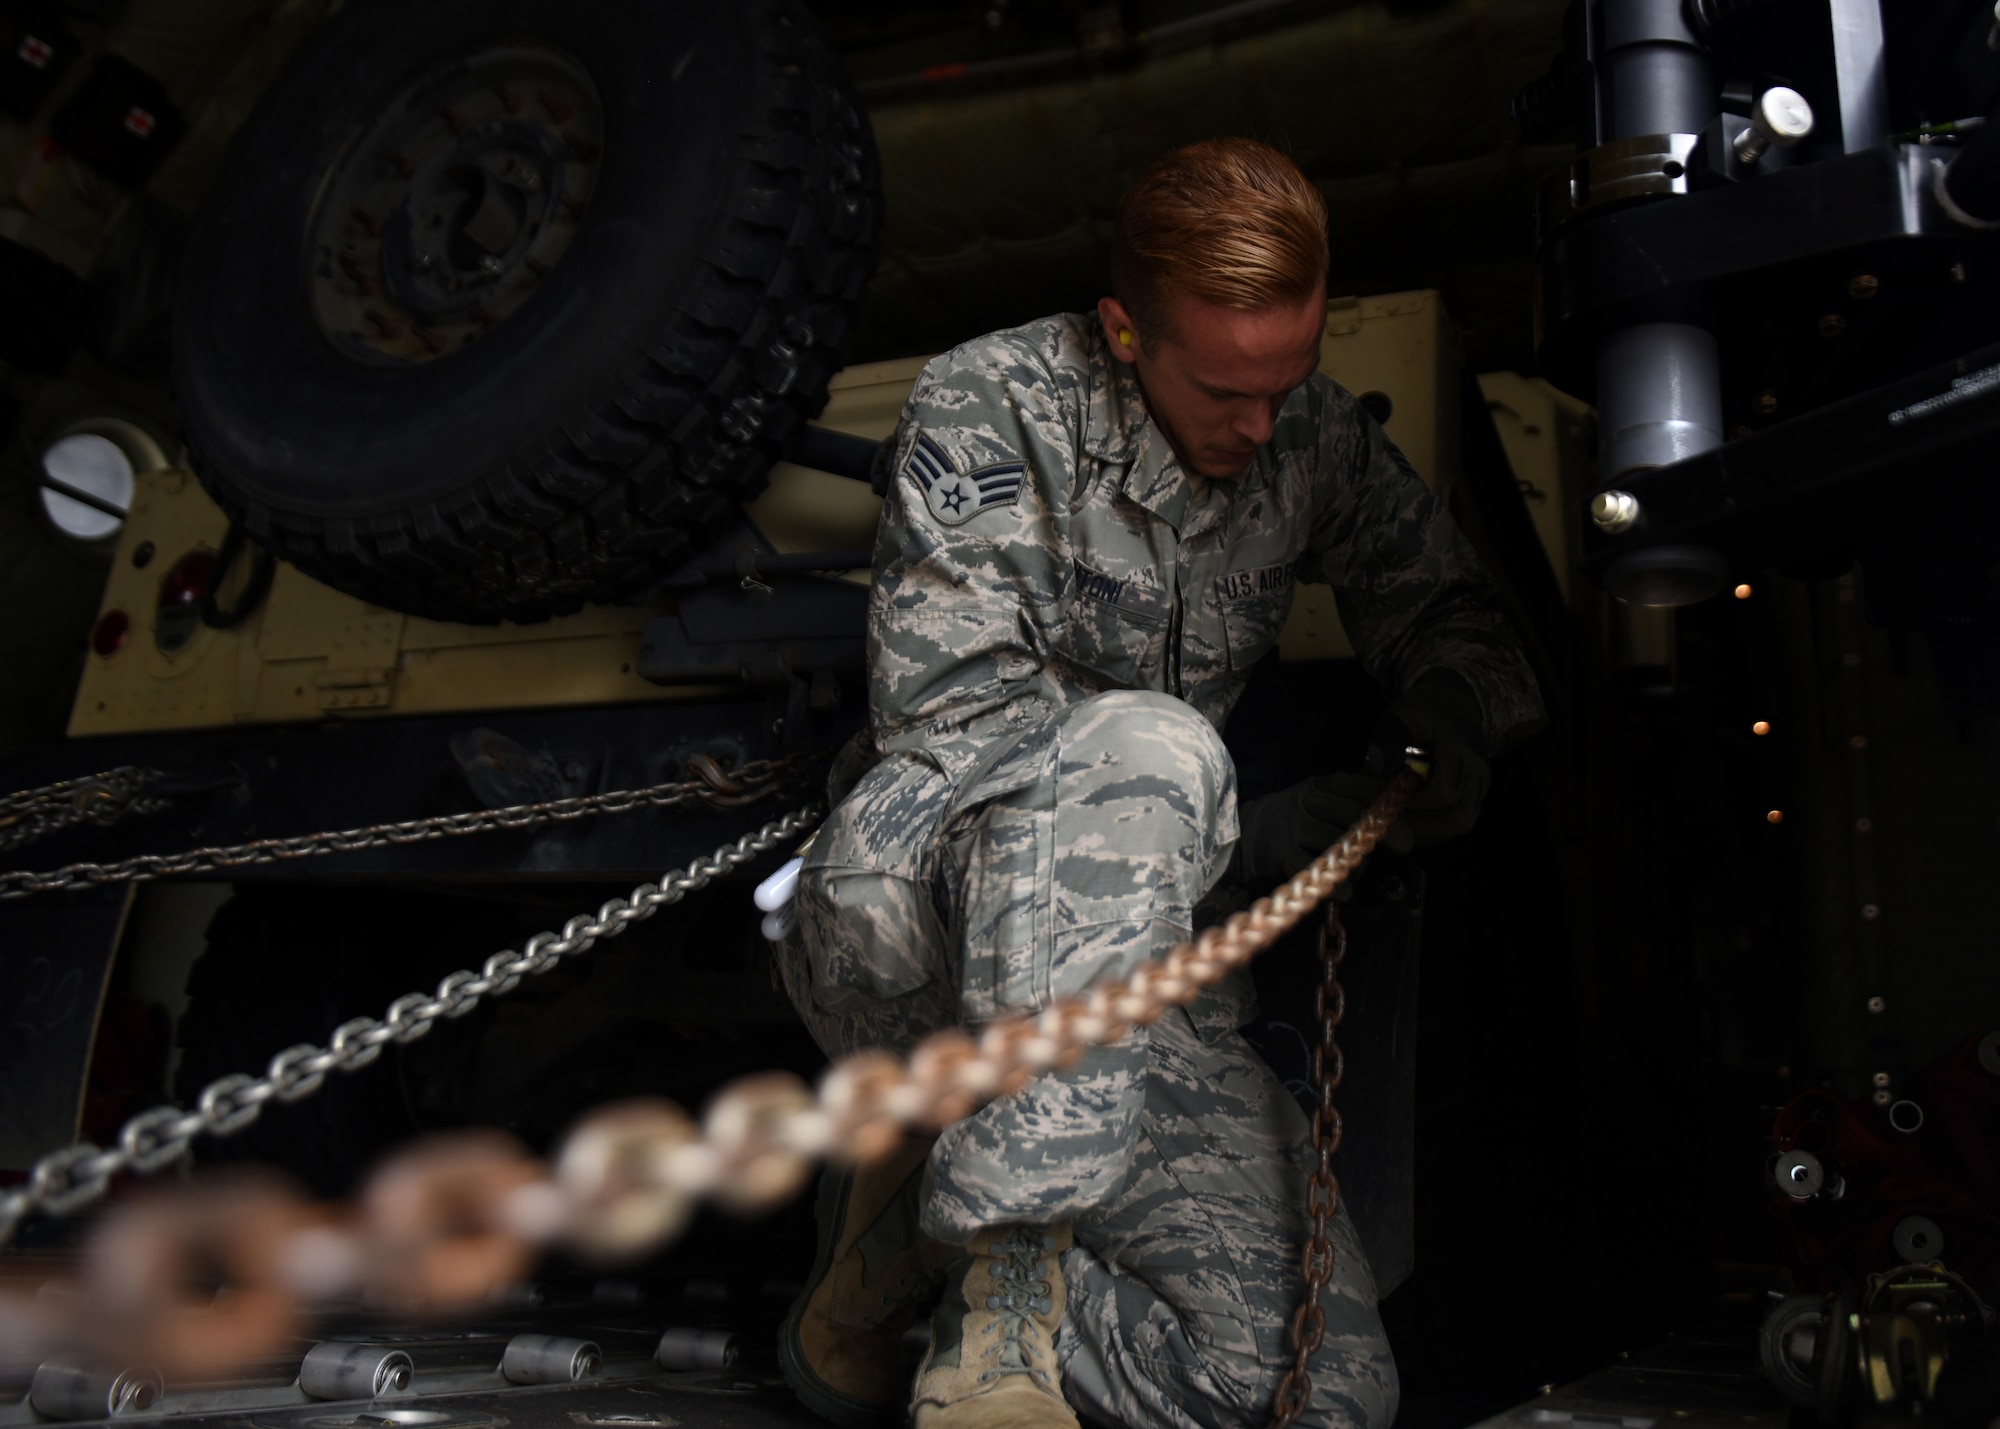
173;0;878;624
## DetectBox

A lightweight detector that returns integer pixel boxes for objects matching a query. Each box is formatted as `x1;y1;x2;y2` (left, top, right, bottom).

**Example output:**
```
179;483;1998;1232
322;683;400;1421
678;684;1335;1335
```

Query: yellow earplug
1118;328;1134;347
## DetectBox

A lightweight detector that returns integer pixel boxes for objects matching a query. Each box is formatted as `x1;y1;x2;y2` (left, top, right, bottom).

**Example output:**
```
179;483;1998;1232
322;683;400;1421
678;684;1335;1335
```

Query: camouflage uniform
776;313;1540;1429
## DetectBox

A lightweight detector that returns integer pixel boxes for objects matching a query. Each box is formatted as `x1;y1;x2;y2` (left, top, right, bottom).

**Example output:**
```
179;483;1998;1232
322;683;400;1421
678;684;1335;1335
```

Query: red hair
1111;138;1329;339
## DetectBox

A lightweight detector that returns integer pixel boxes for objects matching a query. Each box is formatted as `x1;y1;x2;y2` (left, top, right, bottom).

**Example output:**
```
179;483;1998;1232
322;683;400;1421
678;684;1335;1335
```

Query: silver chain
0;766;170;854
0;801;825;1246
0;755;808;900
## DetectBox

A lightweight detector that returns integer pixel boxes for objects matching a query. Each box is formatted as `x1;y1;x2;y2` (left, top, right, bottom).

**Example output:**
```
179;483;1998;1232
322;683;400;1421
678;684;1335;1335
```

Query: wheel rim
306;41;604;366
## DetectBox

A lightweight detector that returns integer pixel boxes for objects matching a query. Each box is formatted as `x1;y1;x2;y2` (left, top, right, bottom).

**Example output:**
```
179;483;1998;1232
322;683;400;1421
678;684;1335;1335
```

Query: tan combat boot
910;1222;1079;1429
778;1136;949;1426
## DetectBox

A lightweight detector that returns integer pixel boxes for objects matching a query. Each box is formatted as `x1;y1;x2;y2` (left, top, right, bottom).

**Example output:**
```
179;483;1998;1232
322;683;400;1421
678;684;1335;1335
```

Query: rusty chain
15;764;1419;1384
0;794;825;1246
0;766;170;854
0;752;810;899
1269;902;1349;1428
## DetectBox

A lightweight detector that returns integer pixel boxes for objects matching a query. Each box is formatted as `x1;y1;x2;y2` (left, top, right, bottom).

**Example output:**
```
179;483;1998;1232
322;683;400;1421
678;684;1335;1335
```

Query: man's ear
1097;296;1140;364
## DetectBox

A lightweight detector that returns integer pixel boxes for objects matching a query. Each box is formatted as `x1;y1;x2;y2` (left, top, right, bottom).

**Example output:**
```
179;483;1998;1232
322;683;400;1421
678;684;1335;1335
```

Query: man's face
1100;284;1326;480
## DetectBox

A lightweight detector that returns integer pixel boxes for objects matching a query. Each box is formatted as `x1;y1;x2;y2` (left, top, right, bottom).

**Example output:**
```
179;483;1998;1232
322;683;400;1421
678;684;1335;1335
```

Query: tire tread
183;0;879;625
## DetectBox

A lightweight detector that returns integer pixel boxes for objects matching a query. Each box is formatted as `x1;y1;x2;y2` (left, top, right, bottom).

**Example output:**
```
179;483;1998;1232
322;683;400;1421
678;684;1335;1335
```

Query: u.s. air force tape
905;431;1025;527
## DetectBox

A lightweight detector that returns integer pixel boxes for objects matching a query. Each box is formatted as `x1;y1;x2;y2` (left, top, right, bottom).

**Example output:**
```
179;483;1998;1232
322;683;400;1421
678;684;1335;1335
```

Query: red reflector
92;609;130;656
161;551;213;606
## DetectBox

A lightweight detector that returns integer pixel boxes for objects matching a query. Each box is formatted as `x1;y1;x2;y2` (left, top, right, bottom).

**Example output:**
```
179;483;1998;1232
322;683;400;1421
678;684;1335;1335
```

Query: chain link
0;801;824;1245
1269;902;1349;1428
0;753;810;899
0;766;169;854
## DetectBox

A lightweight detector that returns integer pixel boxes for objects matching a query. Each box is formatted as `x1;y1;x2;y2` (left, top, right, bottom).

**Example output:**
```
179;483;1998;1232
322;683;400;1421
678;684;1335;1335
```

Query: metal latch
313;666;396;710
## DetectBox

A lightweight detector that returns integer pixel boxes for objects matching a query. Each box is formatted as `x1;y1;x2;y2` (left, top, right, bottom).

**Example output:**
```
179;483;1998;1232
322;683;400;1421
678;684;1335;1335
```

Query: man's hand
1227;670;1492;884
1363;669;1490;845
1231;772;1413;884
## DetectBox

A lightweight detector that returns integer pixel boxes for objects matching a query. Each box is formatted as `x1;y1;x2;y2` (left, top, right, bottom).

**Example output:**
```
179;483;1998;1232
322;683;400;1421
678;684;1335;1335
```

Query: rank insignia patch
906;431;1025;527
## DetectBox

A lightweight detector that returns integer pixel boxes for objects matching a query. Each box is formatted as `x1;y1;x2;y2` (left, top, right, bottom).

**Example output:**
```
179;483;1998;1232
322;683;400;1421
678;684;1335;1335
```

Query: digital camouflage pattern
775;312;1541;1427
778;689;1395;1429
1055;1008;1397;1429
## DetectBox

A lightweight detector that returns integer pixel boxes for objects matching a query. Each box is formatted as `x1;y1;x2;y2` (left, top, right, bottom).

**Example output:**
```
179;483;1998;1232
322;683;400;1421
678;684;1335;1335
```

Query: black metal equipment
1526;0;2000;608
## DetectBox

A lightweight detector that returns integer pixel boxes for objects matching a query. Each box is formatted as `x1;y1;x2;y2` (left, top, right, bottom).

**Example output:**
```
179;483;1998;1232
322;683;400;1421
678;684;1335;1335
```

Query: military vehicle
0;1;1997;1426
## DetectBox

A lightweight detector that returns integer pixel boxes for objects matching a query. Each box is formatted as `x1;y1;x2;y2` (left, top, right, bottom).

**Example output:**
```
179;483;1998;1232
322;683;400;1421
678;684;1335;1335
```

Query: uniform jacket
859;311;1543;815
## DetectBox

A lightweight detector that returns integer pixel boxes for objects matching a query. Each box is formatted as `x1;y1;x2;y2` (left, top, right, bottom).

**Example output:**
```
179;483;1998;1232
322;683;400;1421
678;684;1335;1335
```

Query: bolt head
1754;391;1778;416
1776;1150;1824;1198
1848;274;1880;300
1818;314;1847;338
1756;86;1815;141
1590;489;1640;533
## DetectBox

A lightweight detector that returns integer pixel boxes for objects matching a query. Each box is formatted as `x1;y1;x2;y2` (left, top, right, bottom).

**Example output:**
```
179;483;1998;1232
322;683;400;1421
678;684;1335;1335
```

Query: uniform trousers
777;690;1398;1429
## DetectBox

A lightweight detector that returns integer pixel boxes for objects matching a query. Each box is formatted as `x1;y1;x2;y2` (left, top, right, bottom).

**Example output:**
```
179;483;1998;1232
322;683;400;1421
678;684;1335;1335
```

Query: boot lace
978;1226;1058;1385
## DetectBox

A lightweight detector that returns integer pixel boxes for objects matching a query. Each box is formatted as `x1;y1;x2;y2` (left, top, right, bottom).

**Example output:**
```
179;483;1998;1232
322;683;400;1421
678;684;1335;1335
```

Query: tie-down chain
0;752;813;899
1270;901;1351;1429
0;766;171;855
6;763;1421;1418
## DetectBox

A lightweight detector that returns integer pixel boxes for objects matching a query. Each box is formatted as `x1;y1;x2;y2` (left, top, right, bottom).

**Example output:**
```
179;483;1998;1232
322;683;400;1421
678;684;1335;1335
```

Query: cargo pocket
943;767;1057;1024
796;755;949;1007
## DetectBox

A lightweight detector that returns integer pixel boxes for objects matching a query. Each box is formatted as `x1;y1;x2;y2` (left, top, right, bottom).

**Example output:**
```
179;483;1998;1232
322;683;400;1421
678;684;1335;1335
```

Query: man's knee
1055;690;1238;845
1061;691;1234;784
